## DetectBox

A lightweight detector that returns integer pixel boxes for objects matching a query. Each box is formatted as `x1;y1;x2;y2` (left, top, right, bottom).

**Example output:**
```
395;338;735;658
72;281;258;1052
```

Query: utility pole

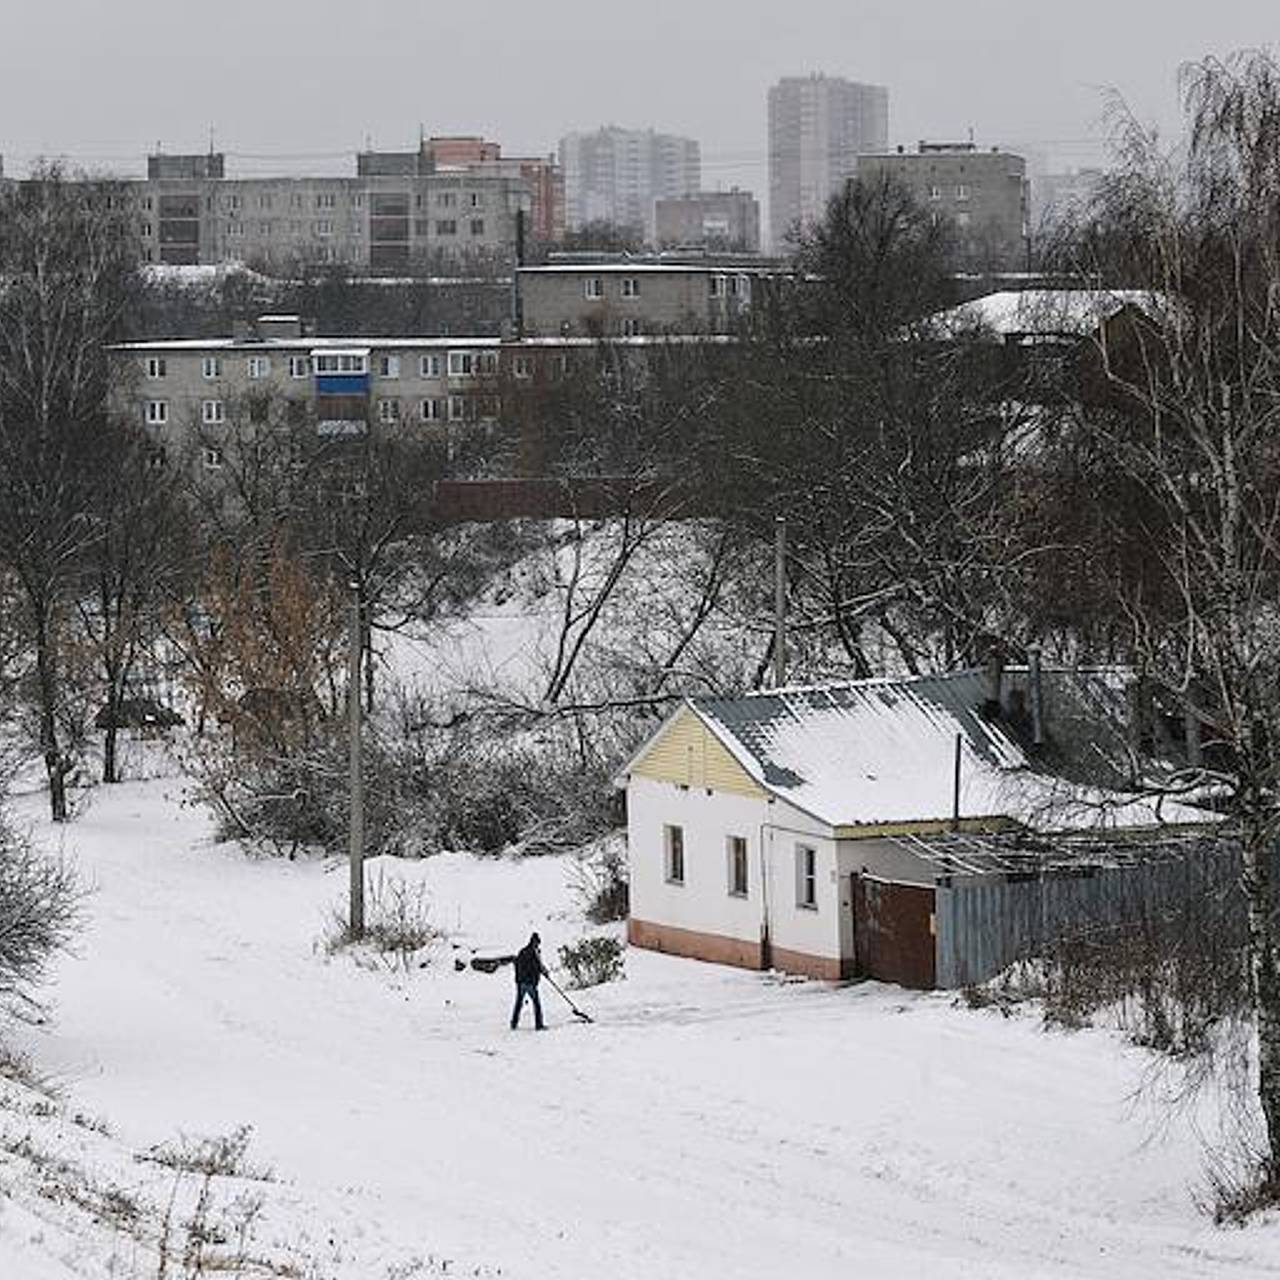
773;515;787;688
347;579;365;940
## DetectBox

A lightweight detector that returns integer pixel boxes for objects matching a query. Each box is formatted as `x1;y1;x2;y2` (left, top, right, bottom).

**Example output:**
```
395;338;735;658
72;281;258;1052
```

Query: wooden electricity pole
347;579;365;939
773;515;787;688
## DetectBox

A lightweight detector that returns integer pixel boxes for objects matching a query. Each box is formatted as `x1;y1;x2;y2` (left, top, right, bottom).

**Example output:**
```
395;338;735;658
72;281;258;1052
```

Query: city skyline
3;1;1274;210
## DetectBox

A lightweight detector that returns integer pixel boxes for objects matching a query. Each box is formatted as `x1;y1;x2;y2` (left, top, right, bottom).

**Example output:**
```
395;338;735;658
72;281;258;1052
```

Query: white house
618;670;1209;983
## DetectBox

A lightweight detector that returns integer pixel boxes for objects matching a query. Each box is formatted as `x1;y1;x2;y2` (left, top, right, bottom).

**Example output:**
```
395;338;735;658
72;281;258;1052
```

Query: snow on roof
926;289;1164;341
111;335;504;352
685;672;1207;833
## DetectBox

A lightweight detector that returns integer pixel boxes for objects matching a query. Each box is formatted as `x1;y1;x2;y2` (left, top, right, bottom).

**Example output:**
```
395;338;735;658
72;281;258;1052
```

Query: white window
708;275;725;298
512;356;532;380
928;185;942;201
447;395;469;421
956;183;970;200
289;355;310;379
621;317;643;337
144;400;168;425
201;399;225;425
315;220;333;236
584;277;603;300
477;351;498;376
420;353;442;378
377;354;401;379
377;398;401;424
665;825;685;885
448;351;474;378
313;353;367;374
620;277;641;299
420;398;443;422
146;356;166;379
202;445;224;471
140;221;153;238
201;356;221;380
258;194;272;210
796;845;817;909
315;192;336;209
227;221;243;238
247;356;271;379
727;835;748;897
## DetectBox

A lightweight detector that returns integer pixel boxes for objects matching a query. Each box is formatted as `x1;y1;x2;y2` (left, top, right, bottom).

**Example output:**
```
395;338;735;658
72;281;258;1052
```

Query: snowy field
1;771;1278;1277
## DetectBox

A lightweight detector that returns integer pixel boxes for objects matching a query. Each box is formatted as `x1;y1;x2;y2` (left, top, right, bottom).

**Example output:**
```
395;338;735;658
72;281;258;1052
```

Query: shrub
571;836;629;923
558;935;624;989
325;870;443;973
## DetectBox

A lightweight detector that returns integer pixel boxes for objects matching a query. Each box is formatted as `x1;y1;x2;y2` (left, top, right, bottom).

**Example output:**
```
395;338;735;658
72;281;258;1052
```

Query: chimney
983;647;1005;715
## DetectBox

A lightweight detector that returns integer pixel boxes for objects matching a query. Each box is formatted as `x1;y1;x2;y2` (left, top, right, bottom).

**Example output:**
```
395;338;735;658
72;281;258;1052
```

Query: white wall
627;776;770;945
762;803;845;964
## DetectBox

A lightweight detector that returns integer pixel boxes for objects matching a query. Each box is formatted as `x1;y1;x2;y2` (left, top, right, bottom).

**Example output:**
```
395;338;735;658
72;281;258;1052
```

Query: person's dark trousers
511;981;544;1029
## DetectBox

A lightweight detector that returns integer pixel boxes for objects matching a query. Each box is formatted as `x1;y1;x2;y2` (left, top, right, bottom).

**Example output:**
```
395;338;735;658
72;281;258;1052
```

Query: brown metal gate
853;875;937;990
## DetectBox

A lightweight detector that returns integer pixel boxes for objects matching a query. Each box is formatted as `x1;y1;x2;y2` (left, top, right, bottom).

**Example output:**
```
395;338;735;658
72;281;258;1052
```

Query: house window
447;395;469;421
584;277;603;300
378;354;401;378
956;184;970;200
620;277;641;299
476;351;498;376
140;221;153;238
227;221;244;238
956;211;972;229
728;836;748;897
512;356;532;380
201;356;221;379
202;445;224;471
436;219;458;235
420;397;443;422
146;356;166;379
437;191;457;208
258;194;273;210
377;397;401;424
144;400;168;425
448;350;474;378
928;185;942;201
420;353;442;378
469;191;484;208
289;355;310;379
796;845;817;909
621;317;643;337
313;353;367;374
315;219;332;236
665;824;685;885
709;275;725;298
201;399;225;425
470;218;485;236
315;192;336;209
247;356;271;379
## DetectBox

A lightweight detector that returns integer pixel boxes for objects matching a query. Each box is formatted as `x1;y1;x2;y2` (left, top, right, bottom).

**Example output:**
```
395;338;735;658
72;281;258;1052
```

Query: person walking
510;932;546;1030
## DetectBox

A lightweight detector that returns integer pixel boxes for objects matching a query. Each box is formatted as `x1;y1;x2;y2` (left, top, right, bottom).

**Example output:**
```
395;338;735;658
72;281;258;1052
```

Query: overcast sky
2;0;1274;188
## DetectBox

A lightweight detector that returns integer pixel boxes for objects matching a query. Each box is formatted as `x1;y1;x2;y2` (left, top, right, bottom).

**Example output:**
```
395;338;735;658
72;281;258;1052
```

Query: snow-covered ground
1;772;1278;1277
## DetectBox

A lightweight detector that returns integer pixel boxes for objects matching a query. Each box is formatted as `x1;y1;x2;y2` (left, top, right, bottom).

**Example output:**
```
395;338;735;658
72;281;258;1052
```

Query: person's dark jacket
514;940;543;985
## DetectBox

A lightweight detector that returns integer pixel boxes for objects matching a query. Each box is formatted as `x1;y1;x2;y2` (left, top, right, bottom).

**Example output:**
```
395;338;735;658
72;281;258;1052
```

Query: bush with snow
558;935;624;989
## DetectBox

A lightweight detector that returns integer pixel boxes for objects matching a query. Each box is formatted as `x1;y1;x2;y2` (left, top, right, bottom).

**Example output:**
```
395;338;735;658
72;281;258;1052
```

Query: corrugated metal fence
933;846;1248;989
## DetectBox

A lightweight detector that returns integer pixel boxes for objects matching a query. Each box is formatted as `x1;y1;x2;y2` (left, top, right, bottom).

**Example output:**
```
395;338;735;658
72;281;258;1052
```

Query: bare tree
1044;50;1280;1195
0;167;140;819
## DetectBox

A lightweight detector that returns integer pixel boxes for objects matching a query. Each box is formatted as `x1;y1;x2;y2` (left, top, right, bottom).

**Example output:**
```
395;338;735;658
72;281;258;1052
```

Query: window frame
727;835;749;898
796;844;818;910
665;824;685;885
584;277;604;300
201;355;222;380
144;399;169;425
420;353;442;378
201;398;226;425
288;355;310;379
146;356;167;379
620;276;641;299
247;355;271;379
377;397;401;424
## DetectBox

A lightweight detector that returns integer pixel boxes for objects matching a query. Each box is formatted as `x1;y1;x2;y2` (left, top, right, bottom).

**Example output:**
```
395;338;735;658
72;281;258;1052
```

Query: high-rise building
768;73;889;250
559;126;700;241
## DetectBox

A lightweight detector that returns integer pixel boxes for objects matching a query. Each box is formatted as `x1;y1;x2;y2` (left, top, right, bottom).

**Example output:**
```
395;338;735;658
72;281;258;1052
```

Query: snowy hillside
1;776;1278;1278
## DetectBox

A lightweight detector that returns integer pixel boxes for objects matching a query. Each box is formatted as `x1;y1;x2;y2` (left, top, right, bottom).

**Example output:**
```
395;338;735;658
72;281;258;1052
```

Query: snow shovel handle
544;972;594;1023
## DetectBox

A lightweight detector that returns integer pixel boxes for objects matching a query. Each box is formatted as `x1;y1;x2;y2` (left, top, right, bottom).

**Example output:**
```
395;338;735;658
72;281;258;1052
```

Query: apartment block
559;127;701;240
858;141;1029;270
654;190;761;251
768;73;889;250
518;259;784;337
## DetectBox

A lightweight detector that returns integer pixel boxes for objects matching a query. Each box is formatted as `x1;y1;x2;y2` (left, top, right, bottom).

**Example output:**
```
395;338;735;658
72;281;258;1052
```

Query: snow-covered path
4;778;1279;1278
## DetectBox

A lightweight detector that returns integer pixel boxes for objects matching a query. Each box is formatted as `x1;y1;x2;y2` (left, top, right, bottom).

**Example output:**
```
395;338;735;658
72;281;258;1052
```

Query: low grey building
858;141;1029;271
654;190;761;252
518;259;784;337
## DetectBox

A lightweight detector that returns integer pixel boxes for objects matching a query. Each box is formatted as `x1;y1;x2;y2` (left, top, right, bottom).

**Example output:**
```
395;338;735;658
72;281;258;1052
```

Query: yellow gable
629;705;766;798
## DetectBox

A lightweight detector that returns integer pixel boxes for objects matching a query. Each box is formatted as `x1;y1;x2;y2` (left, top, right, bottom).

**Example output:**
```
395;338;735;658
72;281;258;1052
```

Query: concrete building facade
767;73;889;250
559;127;701;240
518;259;783;337
654;190;761;251
858;142;1029;271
